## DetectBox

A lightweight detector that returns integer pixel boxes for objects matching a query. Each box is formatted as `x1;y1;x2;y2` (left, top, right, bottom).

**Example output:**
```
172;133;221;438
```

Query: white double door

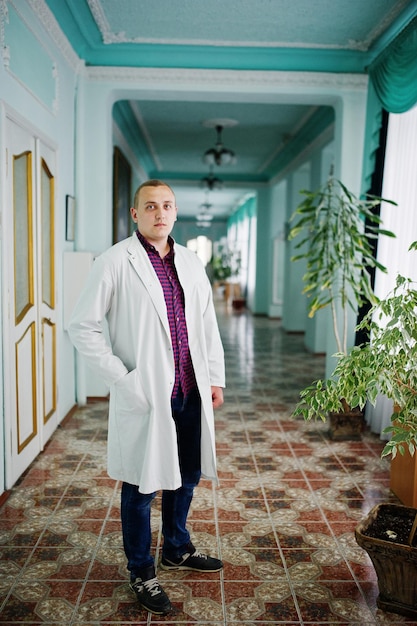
3;116;57;488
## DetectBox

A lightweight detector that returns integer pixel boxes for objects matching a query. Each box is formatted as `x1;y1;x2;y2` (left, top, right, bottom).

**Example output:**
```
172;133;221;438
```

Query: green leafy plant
288;176;396;354
293;242;417;458
212;244;241;282
212;254;232;281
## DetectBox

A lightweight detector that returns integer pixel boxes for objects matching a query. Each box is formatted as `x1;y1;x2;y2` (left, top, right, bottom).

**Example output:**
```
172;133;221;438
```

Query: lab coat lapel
172;245;192;288
126;234;171;339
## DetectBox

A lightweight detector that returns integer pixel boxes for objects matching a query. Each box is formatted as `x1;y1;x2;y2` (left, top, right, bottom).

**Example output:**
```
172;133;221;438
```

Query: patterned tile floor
0;304;411;625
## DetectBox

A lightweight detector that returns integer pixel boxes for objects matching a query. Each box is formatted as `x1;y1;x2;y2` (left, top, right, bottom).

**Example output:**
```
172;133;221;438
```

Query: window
187;235;213;266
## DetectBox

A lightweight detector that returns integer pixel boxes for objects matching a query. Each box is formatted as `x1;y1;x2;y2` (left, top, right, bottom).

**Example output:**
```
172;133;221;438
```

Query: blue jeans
121;388;202;579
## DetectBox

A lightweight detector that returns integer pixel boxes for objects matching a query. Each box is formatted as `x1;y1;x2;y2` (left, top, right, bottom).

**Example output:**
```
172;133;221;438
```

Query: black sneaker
161;549;223;572
129;570;172;615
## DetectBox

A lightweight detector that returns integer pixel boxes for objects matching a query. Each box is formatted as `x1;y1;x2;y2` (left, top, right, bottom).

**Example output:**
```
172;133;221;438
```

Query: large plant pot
355;503;417;618
232;297;246;311
328;406;364;440
390;443;417;507
224;281;241;304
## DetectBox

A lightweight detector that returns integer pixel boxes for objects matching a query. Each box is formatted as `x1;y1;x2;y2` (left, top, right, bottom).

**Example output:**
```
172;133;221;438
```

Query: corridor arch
75;67;368;286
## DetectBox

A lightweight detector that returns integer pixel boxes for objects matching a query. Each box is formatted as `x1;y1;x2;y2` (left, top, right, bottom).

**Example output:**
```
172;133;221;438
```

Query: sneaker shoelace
142;577;163;597
191;550;208;560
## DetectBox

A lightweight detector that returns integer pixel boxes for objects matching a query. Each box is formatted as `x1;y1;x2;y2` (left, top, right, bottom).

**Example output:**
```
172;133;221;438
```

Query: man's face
130;185;178;245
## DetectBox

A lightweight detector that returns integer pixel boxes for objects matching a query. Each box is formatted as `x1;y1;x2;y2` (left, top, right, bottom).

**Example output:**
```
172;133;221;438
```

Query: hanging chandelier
203;124;236;167
196;191;214;229
200;167;223;191
196;212;213;228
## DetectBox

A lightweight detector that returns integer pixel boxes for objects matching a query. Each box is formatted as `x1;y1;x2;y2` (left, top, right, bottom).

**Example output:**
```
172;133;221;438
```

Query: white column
73;77;113;400
333;92;368;192
324;91;368;376
75;77;114;253
282;165;311;332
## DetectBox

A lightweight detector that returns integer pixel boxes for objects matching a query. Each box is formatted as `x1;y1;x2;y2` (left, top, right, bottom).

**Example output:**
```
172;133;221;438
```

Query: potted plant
212;250;232;283
292;246;417;460
212;243;243;308
292;242;417;618
288;175;396;438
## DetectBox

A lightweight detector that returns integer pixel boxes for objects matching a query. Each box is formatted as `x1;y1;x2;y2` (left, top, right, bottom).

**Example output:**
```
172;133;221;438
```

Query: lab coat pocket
113;369;150;416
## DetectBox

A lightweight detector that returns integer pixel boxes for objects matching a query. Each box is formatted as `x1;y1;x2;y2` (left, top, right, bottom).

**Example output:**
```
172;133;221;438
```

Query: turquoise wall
172;219;227;248
252;187;271;314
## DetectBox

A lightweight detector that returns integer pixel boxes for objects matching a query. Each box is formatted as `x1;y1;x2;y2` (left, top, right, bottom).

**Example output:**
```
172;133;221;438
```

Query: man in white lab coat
68;180;225;615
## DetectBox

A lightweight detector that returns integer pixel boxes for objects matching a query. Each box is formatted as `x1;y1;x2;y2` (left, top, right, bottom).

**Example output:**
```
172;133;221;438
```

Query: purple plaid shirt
136;230;197;398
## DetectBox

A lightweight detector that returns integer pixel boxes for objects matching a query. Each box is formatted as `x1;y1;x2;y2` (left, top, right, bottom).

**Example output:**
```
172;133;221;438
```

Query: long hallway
0;304;405;625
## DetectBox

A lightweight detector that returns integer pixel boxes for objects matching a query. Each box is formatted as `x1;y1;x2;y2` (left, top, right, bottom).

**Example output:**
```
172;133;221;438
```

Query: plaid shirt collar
136;229;174;259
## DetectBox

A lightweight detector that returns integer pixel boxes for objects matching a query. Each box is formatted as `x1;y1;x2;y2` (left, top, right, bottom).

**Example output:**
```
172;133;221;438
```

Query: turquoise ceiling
44;0;417;219
46;0;415;71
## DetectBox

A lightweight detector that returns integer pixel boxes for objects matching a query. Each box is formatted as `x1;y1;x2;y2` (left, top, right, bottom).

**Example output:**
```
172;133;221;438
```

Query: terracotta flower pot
390;448;417;507
389;411;417;507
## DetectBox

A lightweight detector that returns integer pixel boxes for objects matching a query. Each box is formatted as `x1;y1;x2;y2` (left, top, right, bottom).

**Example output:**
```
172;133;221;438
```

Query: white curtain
366;102;417;436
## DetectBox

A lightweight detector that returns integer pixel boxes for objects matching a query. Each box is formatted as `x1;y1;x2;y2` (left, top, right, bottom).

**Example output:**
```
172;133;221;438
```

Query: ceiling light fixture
203;125;236;167
196;213;213;221
200;168;223;191
195;189;214;229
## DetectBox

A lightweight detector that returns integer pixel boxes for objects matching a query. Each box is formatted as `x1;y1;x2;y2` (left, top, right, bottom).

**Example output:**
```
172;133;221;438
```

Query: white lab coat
68;233;225;493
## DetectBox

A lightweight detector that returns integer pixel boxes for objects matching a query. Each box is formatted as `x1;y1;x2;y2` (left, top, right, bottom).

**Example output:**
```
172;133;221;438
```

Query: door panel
38;144;57;442
16;323;37;452
13;151;34;324
42;317;56;425
40;158;55;309
4;117;57;487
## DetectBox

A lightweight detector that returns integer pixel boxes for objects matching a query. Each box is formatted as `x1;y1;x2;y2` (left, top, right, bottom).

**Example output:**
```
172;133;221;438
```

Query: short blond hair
133;179;176;209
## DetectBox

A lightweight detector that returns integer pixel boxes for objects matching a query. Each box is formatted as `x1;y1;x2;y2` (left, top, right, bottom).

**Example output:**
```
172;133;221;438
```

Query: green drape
227;195;256;227
369;17;417;114
361;81;384;195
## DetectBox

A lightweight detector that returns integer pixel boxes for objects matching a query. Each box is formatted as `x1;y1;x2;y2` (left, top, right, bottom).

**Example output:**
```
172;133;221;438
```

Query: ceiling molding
271;123;335;185
28;0;82;72
257;107;320;174
86;0;410;53
88;66;369;94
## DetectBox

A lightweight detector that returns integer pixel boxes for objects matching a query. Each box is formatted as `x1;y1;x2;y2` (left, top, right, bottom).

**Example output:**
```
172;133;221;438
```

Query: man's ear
130;206;138;222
